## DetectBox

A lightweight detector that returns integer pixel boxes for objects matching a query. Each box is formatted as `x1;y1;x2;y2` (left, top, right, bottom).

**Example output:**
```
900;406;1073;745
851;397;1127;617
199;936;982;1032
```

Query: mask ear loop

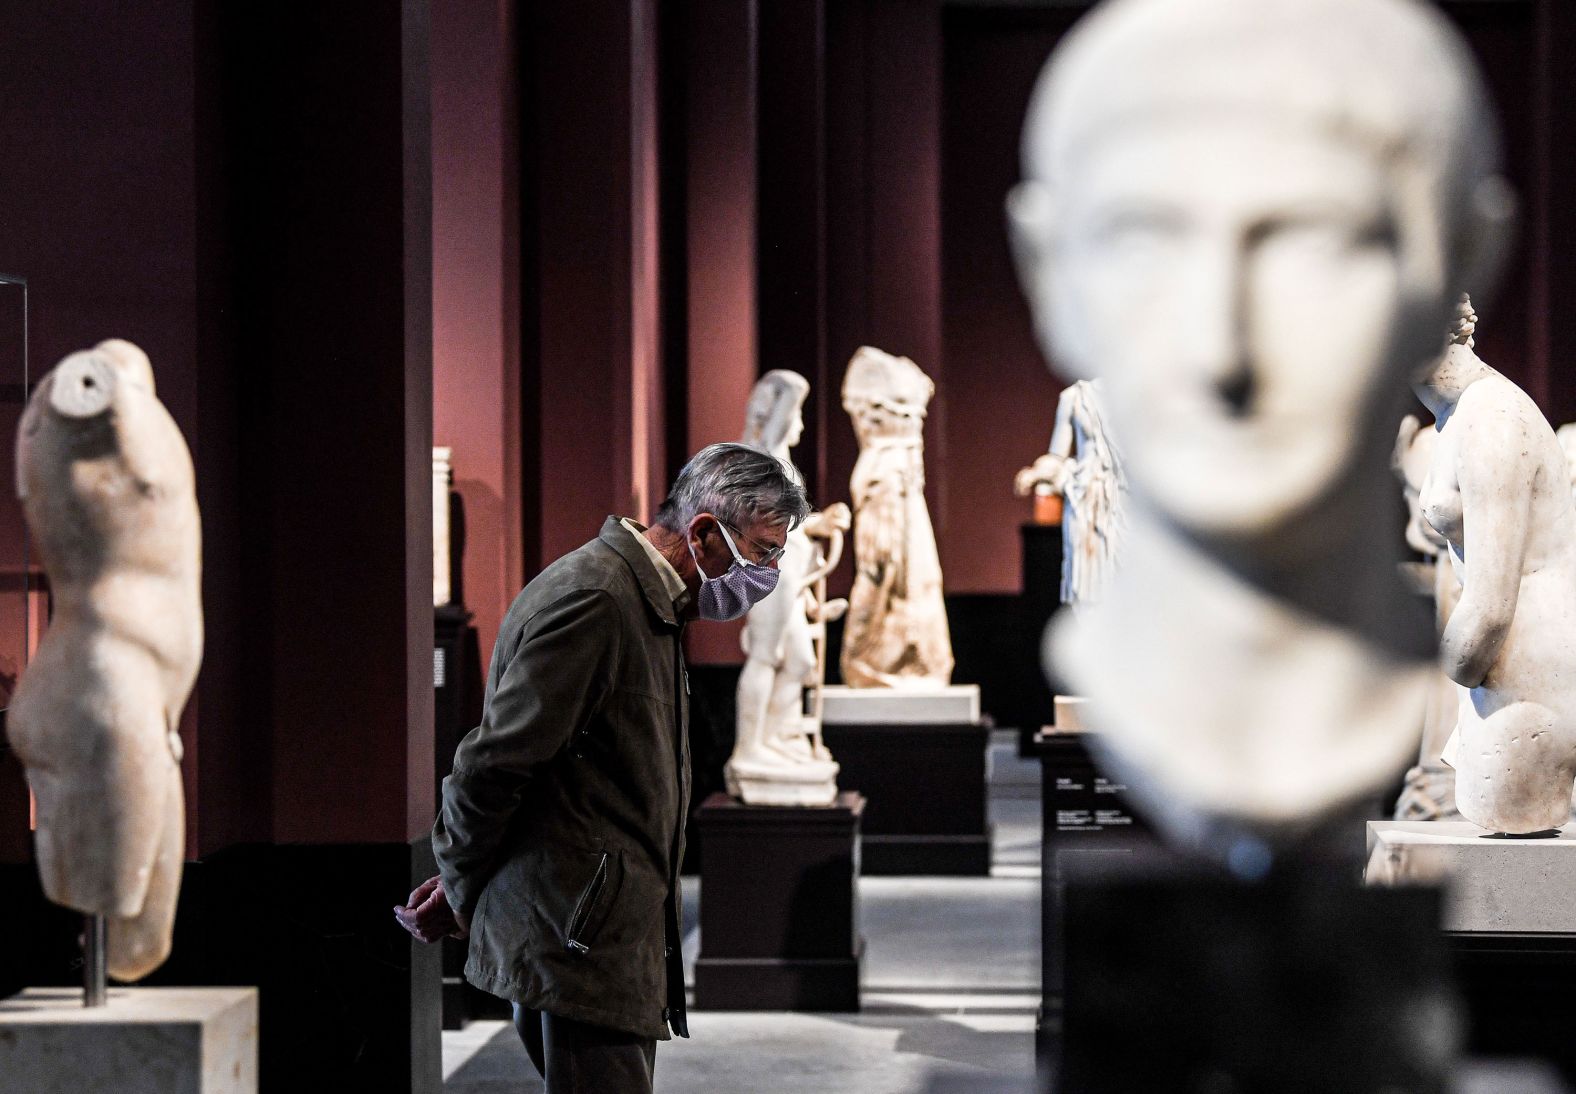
688;518;748;581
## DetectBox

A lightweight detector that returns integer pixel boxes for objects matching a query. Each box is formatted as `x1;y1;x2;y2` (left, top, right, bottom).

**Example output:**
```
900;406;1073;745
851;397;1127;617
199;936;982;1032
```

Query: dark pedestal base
1033;729;1156;1070
1452;932;1576;1083
820;722;990;876
1059;869;1454;1094
694;792;863;1012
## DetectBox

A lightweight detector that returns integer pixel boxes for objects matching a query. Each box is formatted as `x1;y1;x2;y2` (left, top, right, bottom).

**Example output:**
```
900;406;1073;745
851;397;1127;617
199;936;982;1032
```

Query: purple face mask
688;521;781;621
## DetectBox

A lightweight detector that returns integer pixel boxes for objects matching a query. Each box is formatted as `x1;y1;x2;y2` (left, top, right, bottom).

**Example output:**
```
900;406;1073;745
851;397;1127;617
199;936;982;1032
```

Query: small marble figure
840;347;954;688
433;446;453;608
1392;415;1465;821
1007;0;1512;845
729;370;845;806
1417;297;1576;835
9;340;203;980
1015;377;1125;606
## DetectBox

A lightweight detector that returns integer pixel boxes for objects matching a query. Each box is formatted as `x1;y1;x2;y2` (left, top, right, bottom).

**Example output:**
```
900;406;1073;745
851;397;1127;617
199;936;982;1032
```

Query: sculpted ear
1007;179;1098;381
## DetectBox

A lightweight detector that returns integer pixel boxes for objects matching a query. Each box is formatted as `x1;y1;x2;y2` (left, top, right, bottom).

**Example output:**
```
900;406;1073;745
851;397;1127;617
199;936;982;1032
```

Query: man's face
1045;118;1429;541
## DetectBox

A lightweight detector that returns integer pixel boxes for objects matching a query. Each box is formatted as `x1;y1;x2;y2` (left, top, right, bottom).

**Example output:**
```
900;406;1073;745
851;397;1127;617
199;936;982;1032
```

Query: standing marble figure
840;346;953;688
1417;297;1576;835
1015;377;1126;606
9;340;203;981
1007;0;1512;845
729;370;847;805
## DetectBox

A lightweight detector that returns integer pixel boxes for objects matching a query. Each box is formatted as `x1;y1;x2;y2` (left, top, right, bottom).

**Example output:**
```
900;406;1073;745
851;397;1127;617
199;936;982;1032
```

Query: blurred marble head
1009;0;1512;548
743;369;810;453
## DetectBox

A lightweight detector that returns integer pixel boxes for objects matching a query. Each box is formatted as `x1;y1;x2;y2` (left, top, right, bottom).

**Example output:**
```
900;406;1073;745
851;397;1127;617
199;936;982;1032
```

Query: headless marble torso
8;340;202;981
1420;357;1576;833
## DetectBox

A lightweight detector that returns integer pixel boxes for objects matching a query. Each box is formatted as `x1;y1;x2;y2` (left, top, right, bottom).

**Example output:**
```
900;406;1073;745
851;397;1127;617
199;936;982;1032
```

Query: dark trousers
513;1004;657;1094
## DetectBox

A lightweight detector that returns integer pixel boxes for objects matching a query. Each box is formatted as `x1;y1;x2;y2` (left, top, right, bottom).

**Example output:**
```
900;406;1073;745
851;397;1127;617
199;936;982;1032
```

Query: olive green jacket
433;517;691;1040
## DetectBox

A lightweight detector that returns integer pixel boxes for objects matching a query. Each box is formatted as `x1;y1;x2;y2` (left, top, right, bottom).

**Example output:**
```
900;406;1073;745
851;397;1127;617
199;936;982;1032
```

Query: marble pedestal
0;987;258;1093
1366;821;1576;932
819;683;980;725
693;792;864;1011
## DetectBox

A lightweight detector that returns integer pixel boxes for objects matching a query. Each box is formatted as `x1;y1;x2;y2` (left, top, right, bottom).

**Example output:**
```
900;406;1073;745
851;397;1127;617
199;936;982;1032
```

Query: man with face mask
396;442;808;1093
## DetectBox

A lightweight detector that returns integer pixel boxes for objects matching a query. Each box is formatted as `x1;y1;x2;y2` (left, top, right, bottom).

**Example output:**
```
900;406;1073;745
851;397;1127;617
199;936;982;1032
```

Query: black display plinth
1059;867;1455;1094
1034;729;1155;1073
1451;931;1576;1081
820;722;990;875
694;791;864;1012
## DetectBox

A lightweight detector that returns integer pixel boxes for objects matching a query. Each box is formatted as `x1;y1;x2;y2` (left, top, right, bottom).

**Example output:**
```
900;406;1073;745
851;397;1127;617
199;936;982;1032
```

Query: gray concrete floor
442;735;1572;1094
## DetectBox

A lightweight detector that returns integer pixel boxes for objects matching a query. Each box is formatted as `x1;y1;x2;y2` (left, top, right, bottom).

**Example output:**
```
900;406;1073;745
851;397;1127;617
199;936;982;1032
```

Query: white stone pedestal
1053;694;1088;732
820;683;979;725
0;986;258;1093
1365;820;1576;933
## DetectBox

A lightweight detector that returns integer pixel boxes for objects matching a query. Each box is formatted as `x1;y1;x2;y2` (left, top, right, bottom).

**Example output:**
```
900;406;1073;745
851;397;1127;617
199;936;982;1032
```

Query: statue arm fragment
1438;421;1532;688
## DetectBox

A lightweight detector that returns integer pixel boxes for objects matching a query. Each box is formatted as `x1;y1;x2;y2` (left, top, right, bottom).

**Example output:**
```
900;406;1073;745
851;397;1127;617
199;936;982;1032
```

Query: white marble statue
840;347;954;688
1556;424;1576;502
1006;0;1513;847
9;340;203;980
433;446;453;607
1014;377;1125;606
1417;297;1576;835
728;370;847;805
1392;415;1466;821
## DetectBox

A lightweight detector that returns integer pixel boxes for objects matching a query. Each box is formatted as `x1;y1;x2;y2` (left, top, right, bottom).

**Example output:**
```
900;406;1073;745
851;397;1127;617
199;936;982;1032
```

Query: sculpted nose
1183;245;1254;415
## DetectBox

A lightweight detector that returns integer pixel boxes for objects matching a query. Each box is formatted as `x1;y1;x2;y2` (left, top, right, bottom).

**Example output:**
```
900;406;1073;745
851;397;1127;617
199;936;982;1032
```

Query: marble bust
8;340;203;980
840;346;954;688
729;369;846;805
1417;298;1576;835
1015;377;1125;606
1007;0;1513;847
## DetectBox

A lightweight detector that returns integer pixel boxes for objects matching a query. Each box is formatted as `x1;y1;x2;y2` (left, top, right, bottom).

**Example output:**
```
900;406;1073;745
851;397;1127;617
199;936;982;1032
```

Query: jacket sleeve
433;586;622;918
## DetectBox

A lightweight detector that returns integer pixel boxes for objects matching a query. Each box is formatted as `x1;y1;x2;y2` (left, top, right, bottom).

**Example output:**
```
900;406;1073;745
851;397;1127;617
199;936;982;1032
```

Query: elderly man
396;442;809;1093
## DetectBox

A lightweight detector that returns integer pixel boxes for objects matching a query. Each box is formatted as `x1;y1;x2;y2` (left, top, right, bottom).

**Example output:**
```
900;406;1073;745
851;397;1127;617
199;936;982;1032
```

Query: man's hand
394;874;470;944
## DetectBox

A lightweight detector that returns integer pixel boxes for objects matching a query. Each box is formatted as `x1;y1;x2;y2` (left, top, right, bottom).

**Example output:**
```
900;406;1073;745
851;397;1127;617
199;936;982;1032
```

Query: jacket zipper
565;851;610;954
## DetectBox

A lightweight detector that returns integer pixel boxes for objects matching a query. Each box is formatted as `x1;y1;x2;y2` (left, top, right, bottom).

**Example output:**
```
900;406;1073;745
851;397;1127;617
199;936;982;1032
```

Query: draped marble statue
1416;297;1576;835
728;370;847;805
9;340;203;980
1007;0;1512;849
840;347;954;688
1015;377;1126;606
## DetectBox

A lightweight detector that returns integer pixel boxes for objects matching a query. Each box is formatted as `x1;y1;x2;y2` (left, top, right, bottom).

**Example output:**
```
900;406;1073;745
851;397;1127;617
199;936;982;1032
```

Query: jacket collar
600;516;684;628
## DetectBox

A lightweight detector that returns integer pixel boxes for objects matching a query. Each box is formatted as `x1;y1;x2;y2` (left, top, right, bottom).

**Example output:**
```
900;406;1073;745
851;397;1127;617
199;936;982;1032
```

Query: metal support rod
84;914;107;1007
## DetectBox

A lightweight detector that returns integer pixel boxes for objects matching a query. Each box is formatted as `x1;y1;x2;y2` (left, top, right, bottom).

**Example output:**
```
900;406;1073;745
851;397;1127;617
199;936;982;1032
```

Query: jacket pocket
565;851;610;954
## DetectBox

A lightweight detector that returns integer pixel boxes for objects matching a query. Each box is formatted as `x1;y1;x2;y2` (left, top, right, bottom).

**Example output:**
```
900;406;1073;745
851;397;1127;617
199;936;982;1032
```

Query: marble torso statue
840;347;953;688
1417;299;1576;834
1007;0;1510;850
1015;377;1126;606
1392;414;1466;821
728;370;846;805
9;340;203;980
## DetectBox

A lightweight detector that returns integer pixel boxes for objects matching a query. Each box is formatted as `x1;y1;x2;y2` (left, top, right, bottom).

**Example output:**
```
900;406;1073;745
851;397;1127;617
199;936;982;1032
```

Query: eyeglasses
718;519;786;566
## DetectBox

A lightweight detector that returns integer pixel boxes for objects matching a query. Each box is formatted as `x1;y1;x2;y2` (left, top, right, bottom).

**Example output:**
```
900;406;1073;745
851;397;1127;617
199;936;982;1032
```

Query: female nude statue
728;370;847;804
1417;298;1576;835
9;340;203;980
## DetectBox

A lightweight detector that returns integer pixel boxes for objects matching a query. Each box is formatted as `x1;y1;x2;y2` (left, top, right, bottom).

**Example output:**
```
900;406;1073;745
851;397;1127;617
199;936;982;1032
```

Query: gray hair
654;442;811;533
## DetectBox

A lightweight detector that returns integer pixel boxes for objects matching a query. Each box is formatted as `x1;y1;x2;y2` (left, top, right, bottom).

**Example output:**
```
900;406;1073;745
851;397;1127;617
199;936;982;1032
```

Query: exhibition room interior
3;1;1576;1092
